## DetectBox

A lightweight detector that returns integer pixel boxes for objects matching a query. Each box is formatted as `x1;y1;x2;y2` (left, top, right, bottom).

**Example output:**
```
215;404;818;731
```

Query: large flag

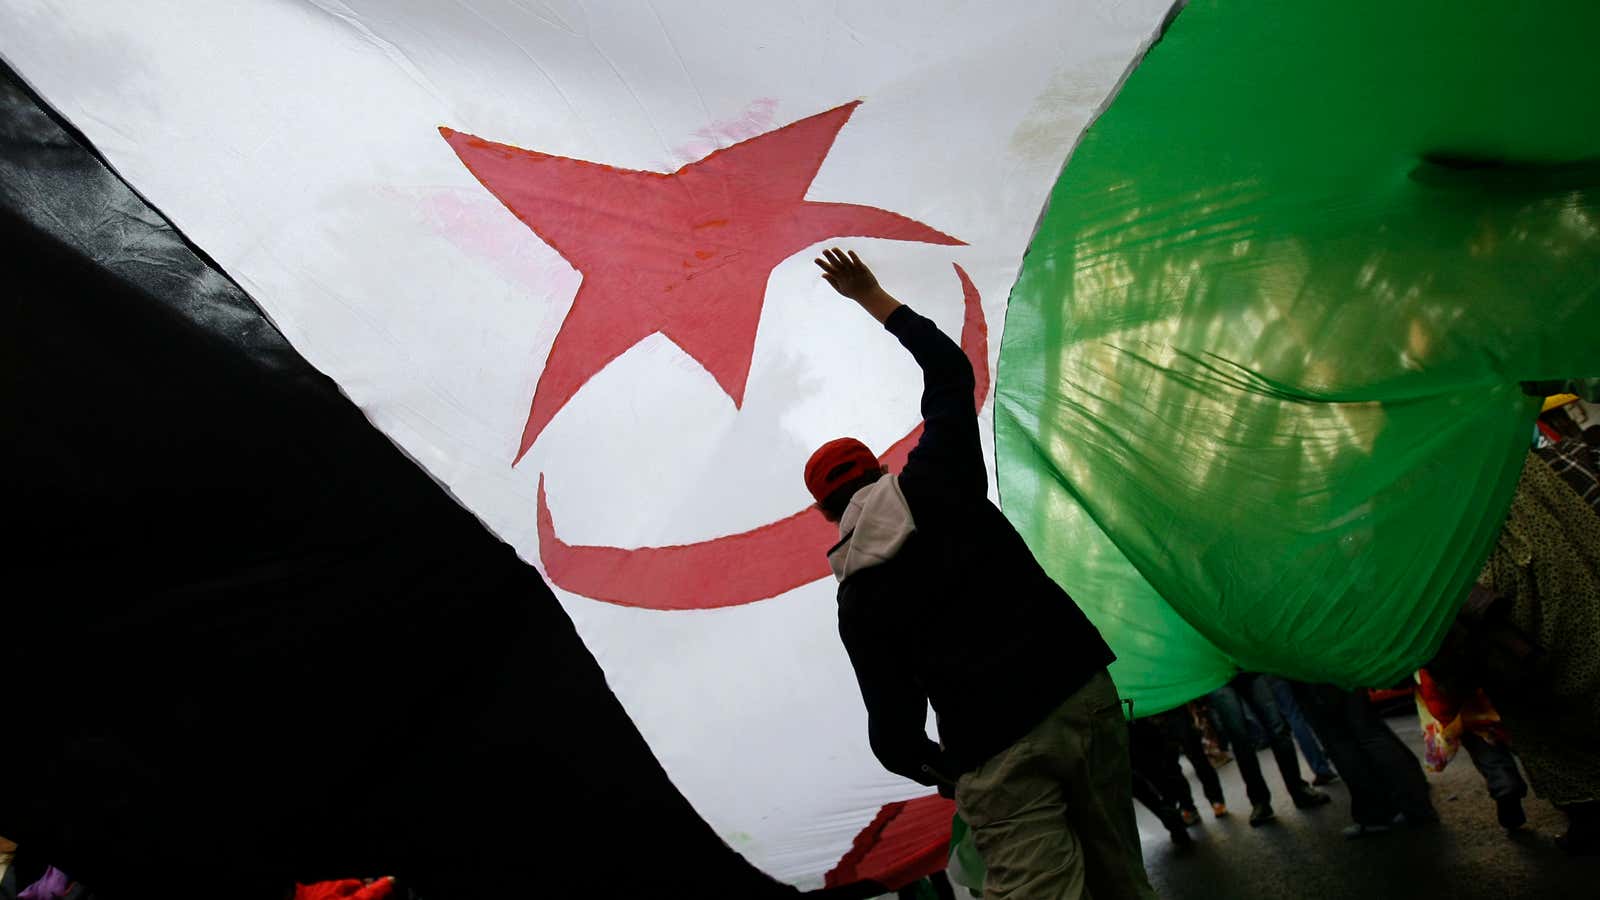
20;1;1592;892
997;0;1600;713
0;66;791;900
0;0;1177;888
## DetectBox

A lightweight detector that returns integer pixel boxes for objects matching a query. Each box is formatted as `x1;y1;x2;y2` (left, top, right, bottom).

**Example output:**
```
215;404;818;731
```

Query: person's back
838;473;1113;774
807;248;1150;900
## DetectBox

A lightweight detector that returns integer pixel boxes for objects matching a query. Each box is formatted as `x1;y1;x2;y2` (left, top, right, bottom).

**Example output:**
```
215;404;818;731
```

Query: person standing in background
1266;676;1340;786
1207;673;1330;826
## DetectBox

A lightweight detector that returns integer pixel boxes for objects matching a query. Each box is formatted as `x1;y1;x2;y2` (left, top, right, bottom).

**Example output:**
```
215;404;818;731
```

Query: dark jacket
832;305;1115;786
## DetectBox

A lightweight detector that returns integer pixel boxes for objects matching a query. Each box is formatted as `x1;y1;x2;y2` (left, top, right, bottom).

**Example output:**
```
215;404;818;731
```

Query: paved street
1135;710;1600;899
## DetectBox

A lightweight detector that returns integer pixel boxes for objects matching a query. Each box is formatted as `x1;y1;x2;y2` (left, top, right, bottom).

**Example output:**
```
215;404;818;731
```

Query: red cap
804;438;880;504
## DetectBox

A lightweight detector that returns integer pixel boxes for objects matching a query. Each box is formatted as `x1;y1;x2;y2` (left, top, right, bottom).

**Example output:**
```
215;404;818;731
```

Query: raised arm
814;247;984;497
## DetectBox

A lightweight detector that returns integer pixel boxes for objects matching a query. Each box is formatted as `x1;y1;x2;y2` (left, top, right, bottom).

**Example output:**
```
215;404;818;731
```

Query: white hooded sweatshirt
827;474;916;582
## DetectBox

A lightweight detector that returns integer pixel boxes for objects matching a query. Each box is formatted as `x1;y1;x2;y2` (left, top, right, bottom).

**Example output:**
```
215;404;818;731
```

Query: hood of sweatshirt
827;474;916;582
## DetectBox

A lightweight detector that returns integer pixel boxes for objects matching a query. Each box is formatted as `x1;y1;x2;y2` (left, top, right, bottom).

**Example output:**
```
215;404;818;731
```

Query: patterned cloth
1479;452;1600;805
1536;436;1600;515
1414;668;1509;773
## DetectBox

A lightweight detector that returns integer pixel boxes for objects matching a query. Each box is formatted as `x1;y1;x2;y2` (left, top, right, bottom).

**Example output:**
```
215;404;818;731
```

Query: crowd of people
1109;407;1600;892
1129;679;1437;848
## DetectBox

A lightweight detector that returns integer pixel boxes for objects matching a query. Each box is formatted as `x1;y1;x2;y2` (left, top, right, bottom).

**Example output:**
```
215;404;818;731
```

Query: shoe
1291;786;1331;809
1248;803;1276;827
1312;772;1340;786
1170;826;1195;849
1180;807;1200;827
1342;821;1393;839
1497;797;1527;830
1212;802;1229;818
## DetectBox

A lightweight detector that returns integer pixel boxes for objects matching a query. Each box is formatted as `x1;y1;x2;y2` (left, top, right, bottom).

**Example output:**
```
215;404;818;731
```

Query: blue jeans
1159;708;1225;805
1208;674;1309;807
1268;676;1335;779
1461;732;1527;801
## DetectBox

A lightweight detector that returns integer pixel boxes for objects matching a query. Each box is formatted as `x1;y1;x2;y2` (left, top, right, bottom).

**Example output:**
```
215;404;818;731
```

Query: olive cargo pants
955;670;1156;899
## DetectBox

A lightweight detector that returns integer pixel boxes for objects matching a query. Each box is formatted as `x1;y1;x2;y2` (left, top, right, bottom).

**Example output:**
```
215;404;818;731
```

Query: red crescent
536;263;989;610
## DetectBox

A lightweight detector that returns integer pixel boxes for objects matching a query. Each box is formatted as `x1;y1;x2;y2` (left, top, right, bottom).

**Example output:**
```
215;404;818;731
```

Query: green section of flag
996;0;1600;713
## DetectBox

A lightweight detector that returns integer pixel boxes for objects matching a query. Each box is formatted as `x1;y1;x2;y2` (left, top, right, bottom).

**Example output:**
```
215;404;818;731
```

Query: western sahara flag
0;0;1175;891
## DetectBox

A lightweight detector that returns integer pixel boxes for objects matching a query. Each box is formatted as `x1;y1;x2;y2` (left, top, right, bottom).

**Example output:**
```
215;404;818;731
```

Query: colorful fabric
823;794;955;891
1537;437;1600;515
7;0;1597;886
994;0;1600;712
293;879;396;900
1414;668;1508;773
0;0;1175;886
946;814;985;894
1479;453;1600;805
17;868;76;900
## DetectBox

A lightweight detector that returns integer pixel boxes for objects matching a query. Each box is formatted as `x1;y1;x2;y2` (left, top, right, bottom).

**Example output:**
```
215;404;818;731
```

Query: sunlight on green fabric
996;0;1600;714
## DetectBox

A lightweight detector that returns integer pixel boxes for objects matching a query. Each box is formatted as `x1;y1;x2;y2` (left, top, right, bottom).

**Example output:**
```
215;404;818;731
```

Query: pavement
1133;709;1600;900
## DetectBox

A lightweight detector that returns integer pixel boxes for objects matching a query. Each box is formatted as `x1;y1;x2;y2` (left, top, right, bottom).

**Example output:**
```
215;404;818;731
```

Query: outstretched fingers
814;246;861;276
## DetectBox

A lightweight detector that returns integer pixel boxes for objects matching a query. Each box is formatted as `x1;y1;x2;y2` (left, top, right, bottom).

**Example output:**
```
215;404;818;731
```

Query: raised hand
815;247;902;323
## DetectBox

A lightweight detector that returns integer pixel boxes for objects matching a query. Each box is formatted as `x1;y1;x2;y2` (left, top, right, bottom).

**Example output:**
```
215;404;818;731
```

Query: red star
440;101;963;463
